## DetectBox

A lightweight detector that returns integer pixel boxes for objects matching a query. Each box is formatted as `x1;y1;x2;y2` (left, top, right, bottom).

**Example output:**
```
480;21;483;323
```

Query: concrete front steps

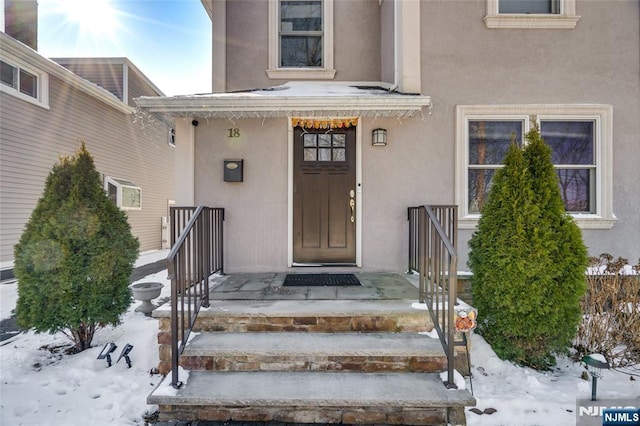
149;299;475;425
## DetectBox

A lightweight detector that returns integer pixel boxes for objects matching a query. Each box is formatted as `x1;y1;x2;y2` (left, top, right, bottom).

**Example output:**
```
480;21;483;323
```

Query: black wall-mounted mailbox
224;159;244;182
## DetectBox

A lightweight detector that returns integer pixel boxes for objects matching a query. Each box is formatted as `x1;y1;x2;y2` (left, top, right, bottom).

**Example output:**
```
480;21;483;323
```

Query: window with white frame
0;58;49;108
105;177;142;210
456;105;615;229
267;0;335;79
484;0;580;29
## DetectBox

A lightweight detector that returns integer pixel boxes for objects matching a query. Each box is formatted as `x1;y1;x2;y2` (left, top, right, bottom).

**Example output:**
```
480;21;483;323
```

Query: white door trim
287;118;362;267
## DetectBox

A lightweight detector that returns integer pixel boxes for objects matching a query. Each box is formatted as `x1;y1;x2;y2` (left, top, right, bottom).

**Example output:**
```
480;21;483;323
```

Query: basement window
105;177;142;210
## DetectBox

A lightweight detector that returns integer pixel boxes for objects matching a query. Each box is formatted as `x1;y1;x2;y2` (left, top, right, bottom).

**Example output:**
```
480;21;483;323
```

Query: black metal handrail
408;205;459;389
167;206;224;388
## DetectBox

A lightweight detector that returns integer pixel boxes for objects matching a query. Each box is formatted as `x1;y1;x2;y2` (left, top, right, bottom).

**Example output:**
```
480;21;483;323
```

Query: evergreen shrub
14;144;139;353
468;125;588;369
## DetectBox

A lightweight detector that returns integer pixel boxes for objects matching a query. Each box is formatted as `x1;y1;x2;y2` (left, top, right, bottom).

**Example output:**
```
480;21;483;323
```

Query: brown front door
293;126;356;264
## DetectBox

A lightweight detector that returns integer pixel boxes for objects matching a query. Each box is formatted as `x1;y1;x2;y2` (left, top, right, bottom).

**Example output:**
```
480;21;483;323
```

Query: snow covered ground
1;251;638;425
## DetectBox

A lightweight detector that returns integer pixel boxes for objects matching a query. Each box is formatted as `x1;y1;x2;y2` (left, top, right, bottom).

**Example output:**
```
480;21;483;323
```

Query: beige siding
127;67;161;104
0;74;175;265
56;62;125;101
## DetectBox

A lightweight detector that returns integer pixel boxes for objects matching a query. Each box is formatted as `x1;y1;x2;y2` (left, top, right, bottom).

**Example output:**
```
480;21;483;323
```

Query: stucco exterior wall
192;114;449;273
419;0;640;267
190;0;638;273
379;0;395;84
193;119;290;271
225;0;382;91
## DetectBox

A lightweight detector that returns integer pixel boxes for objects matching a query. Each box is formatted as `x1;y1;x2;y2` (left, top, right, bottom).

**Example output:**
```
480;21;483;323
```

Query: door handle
349;199;355;223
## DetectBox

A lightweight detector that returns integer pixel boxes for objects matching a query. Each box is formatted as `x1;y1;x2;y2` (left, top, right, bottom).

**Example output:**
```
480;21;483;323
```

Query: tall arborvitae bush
14;143;139;353
469;125;588;369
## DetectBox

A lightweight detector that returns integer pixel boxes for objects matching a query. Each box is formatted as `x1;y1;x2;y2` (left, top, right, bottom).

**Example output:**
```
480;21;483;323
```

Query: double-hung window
484;0;580;29
268;0;335;79
0;58;49;108
456;105;615;229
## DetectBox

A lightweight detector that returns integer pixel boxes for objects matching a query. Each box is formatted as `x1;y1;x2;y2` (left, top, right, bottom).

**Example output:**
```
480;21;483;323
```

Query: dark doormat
283;273;361;287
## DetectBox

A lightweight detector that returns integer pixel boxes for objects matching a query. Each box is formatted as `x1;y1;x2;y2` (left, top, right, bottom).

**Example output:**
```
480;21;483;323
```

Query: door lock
349;198;355;223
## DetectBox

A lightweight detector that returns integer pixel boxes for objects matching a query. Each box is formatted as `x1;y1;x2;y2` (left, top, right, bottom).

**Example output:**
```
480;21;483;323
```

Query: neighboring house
137;0;639;274
0;2;176;277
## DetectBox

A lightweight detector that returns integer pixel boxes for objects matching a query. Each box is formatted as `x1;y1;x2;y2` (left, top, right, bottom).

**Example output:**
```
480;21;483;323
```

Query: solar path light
582;354;610;401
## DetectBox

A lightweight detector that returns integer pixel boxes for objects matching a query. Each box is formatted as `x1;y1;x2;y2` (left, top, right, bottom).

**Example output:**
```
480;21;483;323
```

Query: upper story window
0;58;49;108
268;0;335;80
456;105;615;229
280;1;322;67
484;0;580;29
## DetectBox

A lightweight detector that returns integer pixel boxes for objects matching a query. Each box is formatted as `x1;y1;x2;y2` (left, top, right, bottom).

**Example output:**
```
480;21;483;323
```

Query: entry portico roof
135;82;432;120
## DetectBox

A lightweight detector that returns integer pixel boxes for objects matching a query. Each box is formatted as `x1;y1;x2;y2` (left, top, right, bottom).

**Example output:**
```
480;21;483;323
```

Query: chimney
4;0;38;50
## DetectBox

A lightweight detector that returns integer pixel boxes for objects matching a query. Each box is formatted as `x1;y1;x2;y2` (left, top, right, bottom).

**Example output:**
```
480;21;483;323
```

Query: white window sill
459;214;617;230
484;14;580;29
0;84;50;109
266;68;336;80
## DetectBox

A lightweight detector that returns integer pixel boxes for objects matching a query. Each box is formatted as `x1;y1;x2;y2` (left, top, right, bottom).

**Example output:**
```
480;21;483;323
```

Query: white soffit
135;82;432;119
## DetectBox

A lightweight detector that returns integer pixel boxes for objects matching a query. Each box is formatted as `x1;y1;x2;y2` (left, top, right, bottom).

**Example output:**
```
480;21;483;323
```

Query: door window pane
318;148;331;161
304;148;317;161
333;134;345;146
333;148;345;162
318;134;331;146
301;131;347;163
303;134;317;147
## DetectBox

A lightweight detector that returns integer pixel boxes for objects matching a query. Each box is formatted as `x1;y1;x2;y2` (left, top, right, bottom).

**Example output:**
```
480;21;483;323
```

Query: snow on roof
204;82;397;97
135;82;432;120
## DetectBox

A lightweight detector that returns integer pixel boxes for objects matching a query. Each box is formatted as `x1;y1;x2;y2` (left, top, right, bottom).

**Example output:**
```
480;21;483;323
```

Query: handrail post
446;255;458;388
165;206;224;389
408;204;459;389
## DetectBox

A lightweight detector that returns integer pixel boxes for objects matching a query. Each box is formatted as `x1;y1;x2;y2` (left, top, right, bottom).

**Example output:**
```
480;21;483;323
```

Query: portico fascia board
135;95;432;115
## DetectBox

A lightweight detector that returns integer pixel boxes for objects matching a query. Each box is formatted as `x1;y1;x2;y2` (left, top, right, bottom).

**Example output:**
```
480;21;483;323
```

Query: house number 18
227;128;240;138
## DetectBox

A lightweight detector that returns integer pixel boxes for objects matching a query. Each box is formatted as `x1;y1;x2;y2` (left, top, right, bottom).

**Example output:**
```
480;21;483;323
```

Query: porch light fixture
582;354;610;401
372;128;387;146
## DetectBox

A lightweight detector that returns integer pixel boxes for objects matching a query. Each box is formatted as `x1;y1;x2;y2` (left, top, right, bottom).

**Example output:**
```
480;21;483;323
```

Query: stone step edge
153;299;429;318
182;332;446;358
148;371;476;409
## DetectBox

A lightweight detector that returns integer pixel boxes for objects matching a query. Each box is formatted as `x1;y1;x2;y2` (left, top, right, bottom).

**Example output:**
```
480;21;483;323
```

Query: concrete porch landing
208;272;420;300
